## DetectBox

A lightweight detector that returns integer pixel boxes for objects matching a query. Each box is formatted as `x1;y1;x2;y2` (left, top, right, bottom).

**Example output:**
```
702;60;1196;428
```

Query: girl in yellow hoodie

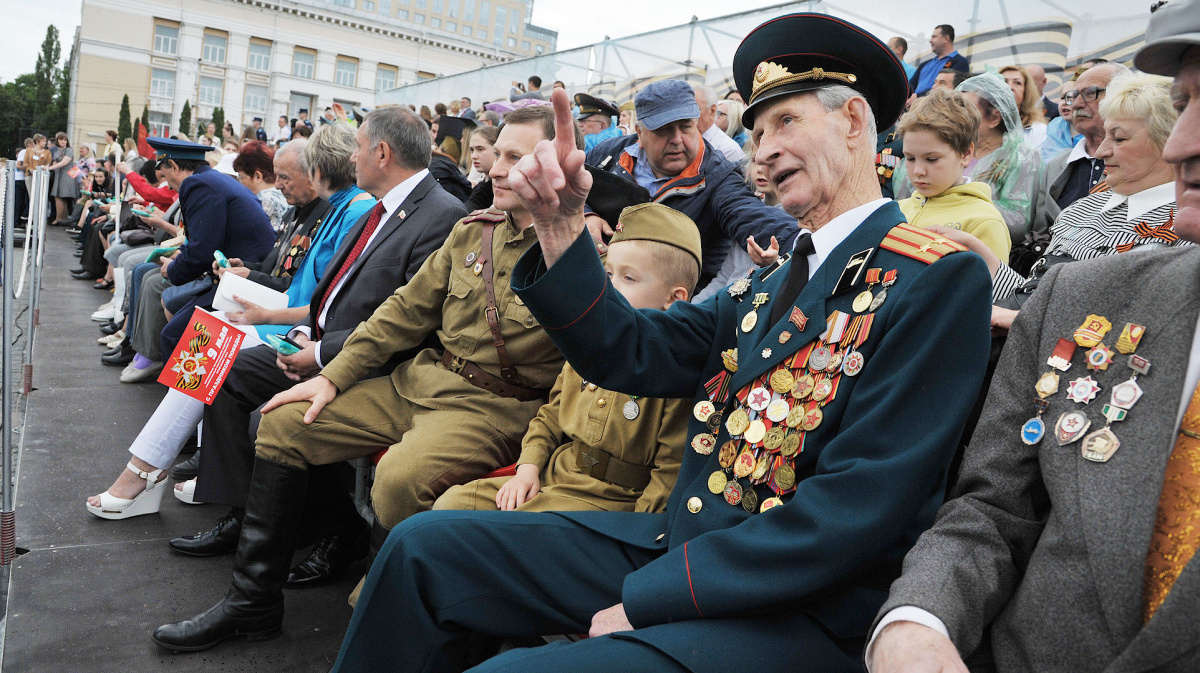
896;90;1012;262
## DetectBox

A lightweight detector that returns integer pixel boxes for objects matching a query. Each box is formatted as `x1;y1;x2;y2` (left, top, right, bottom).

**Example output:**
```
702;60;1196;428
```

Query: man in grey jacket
869;4;1200;671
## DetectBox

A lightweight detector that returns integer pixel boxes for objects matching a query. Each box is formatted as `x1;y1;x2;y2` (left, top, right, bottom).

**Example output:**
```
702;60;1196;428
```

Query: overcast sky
0;0;784;82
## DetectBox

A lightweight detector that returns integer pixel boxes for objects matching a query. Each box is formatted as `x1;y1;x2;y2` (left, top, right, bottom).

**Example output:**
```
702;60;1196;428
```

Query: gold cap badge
750;61;858;105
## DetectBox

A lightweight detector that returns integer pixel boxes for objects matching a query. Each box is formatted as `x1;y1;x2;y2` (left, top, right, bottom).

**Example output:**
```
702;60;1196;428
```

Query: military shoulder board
880;223;967;265
463;208;507;225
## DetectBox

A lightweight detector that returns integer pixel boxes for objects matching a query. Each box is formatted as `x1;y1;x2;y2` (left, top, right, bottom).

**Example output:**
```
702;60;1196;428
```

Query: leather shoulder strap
479;222;522;385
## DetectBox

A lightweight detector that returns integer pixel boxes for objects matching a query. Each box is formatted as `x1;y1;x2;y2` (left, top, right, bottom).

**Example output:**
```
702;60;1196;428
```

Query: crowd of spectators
10;5;1200;671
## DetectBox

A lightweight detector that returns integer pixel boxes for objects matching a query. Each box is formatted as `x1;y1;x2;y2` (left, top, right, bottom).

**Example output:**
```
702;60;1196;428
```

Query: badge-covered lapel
731;204;898;392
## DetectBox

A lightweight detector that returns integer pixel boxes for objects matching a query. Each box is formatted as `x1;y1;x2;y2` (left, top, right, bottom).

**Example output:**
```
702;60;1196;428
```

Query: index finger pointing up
551;88;576;162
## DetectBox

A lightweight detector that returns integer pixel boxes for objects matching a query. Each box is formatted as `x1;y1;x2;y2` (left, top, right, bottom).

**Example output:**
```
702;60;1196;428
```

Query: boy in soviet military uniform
434;203;700;514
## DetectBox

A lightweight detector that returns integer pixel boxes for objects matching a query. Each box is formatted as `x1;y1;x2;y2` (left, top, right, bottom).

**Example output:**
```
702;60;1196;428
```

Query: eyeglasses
1062;86;1106;105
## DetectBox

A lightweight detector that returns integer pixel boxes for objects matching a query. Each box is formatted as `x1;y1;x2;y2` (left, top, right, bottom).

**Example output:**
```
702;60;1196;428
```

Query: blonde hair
631;239;700;296
896;88;981;157
305;122;358;191
1099;71;1179;151
999;65;1047;128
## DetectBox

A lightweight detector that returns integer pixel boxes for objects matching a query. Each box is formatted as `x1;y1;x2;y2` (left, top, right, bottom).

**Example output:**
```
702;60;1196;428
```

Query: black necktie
770;234;816;326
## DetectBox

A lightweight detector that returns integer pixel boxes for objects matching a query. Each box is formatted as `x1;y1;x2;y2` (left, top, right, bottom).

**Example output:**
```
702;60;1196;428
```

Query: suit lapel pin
789;307;808;331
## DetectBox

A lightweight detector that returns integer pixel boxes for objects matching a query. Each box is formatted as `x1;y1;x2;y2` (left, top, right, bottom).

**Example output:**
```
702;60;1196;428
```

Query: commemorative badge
1086;344;1115;371
1081;427;1121;462
1115;323;1146;354
1066;376;1102;404
1055;411;1091;445
1073;315;1113;348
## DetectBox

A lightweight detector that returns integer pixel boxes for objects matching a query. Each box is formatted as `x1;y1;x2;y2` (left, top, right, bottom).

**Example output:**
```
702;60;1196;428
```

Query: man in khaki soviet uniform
149;105;584;651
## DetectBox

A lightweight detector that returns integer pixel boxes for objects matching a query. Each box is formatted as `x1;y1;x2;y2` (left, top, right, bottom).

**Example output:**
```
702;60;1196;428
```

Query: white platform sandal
85;462;167;520
173;478;204;505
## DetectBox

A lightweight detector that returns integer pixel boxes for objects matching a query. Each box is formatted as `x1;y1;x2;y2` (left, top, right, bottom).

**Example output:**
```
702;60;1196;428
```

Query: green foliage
117;94;132;143
0;25;69;154
211;107;225;142
140;104;150;134
179;100;192;137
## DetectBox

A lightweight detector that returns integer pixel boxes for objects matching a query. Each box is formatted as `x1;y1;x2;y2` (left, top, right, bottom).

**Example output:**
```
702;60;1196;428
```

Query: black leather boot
169;507;244;557
284;518;369;589
153;458;308;652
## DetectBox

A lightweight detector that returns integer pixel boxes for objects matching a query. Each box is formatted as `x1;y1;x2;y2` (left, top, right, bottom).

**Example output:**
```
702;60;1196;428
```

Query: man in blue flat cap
584;78;798;294
329;13;992;673
123;137;276;380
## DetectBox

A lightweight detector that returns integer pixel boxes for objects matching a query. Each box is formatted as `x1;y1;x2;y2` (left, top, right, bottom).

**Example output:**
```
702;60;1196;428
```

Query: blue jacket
912;51;970;95
513;201;992;672
168;164;277;286
586;134;798;284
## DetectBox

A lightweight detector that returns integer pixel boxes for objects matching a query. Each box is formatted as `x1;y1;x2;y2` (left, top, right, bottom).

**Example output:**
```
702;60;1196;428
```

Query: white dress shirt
292;169;430;366
702;124;747;166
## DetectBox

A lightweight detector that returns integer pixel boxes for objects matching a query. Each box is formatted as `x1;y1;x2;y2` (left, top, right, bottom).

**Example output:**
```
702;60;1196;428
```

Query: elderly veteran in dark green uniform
150;105;577;653
331;14;993;673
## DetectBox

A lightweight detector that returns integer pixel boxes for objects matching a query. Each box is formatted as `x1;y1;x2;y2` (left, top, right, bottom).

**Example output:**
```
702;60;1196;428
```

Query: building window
332;0;353;6
507;36;516;47
202;33;227;63
415;13;425;23
289;93;313;119
431;17;441;28
479;0;489;23
495;6;505;32
247;42;271;71
448;0;458;17
199;76;224;106
447;21;456;31
521;40;530;50
398;9;408;18
536;44;544;54
415;0;425;7
462;25;472;36
380;0;390;13
244;84;268;112
153;23;178;55
463;0;474;21
432;0;441;12
510;9;520;33
364;0;375;9
376;66;397;91
335;58;358;87
478;29;486;40
150;68;175;98
148;111;171;137
292;50;315;78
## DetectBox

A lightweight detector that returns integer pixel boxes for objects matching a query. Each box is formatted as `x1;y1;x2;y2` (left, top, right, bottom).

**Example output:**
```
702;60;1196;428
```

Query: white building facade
69;0;556;146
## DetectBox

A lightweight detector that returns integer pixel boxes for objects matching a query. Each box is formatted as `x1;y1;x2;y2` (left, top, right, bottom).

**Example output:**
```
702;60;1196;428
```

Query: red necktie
314;202;387;338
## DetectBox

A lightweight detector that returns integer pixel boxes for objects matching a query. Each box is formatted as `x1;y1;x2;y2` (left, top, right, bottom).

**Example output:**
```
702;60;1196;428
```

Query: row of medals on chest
1022;315;1149;463
683;267;895;514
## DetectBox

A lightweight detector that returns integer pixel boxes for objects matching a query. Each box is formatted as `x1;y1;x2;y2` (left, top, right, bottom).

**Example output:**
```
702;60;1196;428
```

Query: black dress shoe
71;270;99;280
169;508;244;557
70;267;87;274
93;278;114;291
101;343;135;366
285;522;369;589
99;320;122;335
152;599;282;652
170;451;201;481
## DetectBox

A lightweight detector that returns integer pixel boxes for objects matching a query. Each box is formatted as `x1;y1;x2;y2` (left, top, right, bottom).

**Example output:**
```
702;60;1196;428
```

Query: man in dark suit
1046;62;1129;209
165;107;466;585
869;5;1200;671
330;14;992;673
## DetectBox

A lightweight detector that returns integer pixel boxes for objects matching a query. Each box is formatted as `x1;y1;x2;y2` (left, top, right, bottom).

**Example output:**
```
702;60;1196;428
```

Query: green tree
0;74;36;153
140;103;150;134
178;100;191;138
31;25;63;132
117;94;132;143
211;107;225;142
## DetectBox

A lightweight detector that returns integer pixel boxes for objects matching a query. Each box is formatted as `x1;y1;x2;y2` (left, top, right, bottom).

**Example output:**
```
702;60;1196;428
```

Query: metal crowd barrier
0;164;51;565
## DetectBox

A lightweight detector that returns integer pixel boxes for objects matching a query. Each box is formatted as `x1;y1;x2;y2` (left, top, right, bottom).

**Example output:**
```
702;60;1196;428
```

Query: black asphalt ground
3;227;358;672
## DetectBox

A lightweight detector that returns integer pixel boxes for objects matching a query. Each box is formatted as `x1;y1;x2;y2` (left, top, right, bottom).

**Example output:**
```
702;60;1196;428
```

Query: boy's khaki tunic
435;363;687;514
255;210;564;528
